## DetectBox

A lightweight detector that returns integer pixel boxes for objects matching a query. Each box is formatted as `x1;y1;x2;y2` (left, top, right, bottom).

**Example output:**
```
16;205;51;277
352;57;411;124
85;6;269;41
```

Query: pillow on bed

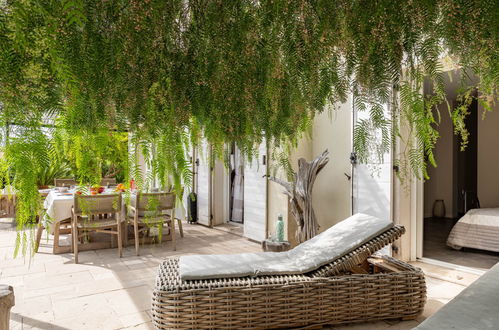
179;213;393;280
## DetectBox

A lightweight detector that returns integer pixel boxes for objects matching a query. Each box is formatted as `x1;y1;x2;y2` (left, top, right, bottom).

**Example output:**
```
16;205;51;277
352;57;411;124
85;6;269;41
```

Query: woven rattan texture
151;225;426;329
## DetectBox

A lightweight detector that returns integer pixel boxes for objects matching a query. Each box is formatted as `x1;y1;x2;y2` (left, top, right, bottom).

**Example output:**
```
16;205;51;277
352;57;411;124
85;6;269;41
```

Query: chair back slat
54;178;77;187
0;195;16;218
135;192;175;213
100;178;117;186
74;194;122;216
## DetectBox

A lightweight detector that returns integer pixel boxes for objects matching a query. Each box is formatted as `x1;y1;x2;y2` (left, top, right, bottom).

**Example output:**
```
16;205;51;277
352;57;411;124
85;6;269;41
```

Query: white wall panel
243;142;267;241
352;103;392;223
196;140;211;226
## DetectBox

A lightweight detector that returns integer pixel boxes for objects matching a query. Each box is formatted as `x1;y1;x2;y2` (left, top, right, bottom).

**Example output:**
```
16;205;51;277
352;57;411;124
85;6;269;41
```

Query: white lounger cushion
179;213;393;280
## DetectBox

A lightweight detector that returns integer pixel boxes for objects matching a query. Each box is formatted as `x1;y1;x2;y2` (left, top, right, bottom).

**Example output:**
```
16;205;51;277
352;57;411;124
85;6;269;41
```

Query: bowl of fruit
90;185;105;195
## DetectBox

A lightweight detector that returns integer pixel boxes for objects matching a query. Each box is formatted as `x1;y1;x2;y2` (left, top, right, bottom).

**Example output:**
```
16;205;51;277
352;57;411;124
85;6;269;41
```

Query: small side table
262;239;291;252
0;285;14;330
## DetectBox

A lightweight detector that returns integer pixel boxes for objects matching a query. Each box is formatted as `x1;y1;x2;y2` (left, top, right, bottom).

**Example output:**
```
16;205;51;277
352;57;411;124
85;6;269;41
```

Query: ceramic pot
432;199;446;218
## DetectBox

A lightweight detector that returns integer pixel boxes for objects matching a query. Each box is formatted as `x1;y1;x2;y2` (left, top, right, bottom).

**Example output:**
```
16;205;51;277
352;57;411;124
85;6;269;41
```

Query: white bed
447;208;499;252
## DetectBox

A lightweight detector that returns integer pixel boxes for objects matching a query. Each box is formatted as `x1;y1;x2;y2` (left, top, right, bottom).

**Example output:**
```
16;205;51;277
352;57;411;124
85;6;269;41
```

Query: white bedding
447;208;499;252
452;208;499;227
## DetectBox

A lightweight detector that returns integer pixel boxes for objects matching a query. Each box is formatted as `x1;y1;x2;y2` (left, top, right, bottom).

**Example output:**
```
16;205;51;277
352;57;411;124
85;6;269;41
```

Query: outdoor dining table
39;189;180;254
43;188;128;230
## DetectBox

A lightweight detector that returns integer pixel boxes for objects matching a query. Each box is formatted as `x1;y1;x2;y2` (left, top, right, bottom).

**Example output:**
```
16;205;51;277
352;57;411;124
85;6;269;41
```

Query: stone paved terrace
0;219;481;329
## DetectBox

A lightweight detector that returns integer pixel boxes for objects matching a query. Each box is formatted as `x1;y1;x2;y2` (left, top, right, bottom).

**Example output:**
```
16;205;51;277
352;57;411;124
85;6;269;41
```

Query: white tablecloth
44;191;74;222
43;190;76;233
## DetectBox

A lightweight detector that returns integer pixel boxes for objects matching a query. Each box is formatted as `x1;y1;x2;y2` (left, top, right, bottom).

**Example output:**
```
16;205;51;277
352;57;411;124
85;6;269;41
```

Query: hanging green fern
0;0;497;255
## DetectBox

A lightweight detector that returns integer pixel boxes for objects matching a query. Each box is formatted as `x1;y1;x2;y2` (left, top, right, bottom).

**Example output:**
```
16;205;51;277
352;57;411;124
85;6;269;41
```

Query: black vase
188;193;198;224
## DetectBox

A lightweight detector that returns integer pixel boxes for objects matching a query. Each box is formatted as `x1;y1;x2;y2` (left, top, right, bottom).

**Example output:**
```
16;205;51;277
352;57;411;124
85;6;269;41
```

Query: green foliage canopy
0;0;497;253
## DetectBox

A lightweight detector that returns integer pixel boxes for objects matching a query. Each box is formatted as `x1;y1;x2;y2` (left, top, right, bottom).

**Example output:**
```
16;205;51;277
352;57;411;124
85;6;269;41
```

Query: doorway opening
229;143;244;225
210;143;245;237
422;69;499;270
224;142;267;242
195;141;267;241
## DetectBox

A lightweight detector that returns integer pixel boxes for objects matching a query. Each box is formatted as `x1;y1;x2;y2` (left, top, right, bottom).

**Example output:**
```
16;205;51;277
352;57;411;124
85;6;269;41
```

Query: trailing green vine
0;0;497;255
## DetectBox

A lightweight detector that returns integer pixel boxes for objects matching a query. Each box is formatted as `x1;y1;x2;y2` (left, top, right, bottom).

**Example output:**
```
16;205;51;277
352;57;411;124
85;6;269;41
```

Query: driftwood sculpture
270;150;330;243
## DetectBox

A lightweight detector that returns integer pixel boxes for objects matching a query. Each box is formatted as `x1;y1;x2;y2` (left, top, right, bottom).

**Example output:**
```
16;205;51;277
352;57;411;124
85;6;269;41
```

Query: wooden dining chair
100;178;117;187
128;192;180;255
72;194;124;263
54;178;77;187
35;218;73;254
0;194;16;218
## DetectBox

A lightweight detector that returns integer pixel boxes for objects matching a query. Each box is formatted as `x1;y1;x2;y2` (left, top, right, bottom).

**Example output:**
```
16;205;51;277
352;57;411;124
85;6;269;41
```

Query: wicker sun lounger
152;219;426;329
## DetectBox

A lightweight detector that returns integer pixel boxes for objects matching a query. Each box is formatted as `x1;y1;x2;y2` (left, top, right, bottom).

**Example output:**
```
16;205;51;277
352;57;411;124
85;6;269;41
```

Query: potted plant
35;160;71;189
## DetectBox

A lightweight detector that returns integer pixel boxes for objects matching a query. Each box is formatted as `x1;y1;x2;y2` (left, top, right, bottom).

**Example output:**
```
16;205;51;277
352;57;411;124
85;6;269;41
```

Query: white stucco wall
311;104;353;232
478;101;499;208
267;101;353;245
